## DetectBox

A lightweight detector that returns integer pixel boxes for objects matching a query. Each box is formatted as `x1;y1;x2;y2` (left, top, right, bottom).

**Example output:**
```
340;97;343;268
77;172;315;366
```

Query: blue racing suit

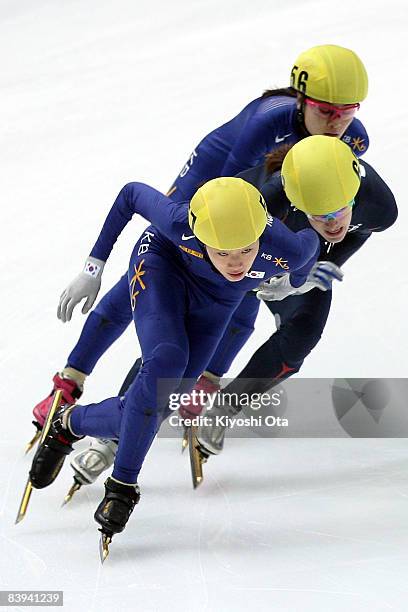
69;182;319;482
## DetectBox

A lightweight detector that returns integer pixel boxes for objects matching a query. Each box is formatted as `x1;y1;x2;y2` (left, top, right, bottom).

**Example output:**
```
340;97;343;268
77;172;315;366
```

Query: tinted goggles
307;200;354;222
304;98;360;120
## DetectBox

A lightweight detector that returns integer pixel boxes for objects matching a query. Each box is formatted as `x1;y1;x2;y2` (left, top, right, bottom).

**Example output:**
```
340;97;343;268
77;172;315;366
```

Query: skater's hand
57;257;105;322
303;261;343;291
256;274;296;301
257;262;343;301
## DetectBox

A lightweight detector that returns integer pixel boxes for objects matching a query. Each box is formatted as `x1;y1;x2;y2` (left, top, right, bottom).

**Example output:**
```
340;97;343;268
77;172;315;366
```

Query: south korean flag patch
245;270;265;279
84;260;101;277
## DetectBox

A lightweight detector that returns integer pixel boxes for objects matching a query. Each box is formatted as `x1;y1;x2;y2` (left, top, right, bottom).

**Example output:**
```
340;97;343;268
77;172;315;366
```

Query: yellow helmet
290;44;368;104
188;177;268;250
281;135;361;216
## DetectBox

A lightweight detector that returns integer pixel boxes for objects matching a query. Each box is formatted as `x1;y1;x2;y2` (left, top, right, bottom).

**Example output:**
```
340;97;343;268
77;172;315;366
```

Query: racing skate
187;425;210;489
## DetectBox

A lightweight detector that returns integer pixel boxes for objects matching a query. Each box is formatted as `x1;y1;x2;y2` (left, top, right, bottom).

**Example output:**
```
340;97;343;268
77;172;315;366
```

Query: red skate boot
179;373;220;452
26;373;83;454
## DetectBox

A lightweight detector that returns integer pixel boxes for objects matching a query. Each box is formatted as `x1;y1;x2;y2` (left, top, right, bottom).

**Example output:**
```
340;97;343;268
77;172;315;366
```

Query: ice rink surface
3;438;408;611
1;0;408;610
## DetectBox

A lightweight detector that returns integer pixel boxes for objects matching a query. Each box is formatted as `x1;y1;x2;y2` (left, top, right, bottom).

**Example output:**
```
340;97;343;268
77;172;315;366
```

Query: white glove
256;261;343;302
57;257;105;322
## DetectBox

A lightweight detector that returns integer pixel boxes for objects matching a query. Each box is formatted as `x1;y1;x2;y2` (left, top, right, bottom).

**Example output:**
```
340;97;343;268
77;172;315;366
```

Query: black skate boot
95;477;140;534
29;404;82;489
95;477;140;562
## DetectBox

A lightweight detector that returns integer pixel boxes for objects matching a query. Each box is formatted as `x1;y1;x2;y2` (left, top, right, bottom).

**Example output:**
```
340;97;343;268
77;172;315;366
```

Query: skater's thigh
128;246;190;362
94;273;133;325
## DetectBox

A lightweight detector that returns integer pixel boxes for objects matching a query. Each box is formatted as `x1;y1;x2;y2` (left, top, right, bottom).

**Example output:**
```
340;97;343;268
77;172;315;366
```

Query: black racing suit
215;159;398;404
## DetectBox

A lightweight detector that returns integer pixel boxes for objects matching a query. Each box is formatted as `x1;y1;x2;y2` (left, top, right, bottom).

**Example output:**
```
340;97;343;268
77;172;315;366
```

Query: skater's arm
58;183;185;322
258;223;341;302
221;116;268;177
324;162;398;267
267;221;320;287
288;228;321;287
341;118;369;158
90;183;184;262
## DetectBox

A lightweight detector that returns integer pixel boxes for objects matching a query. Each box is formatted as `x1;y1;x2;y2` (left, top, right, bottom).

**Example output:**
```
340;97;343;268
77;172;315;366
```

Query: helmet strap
295;94;310;137
200;242;223;276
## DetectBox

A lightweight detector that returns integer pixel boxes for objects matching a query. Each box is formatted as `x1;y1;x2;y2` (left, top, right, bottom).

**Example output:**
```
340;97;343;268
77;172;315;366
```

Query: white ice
1;1;408;610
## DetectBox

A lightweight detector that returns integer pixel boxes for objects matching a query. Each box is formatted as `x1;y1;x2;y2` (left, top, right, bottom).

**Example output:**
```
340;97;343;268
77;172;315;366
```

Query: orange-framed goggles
304;98;360;120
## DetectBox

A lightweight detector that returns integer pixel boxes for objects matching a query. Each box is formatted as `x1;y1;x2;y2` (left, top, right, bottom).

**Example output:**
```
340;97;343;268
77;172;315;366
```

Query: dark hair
264;143;294;175
261;87;297;100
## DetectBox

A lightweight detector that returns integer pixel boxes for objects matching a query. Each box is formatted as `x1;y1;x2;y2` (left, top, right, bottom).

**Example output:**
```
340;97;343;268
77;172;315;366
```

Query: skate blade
24;429;42;455
99;530;113;563
39;390;63;443
16;390;63;524
62;480;82;506
188;426;208;489
181;427;189;453
15;478;33;524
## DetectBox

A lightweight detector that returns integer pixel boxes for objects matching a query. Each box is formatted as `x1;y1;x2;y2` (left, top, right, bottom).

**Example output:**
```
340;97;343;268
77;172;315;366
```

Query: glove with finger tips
57;257;105;323
256;261;343;302
256;274;296;302
306;261;344;291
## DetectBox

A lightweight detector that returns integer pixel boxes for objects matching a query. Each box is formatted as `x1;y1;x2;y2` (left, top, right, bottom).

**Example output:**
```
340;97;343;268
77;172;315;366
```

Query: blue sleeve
220;112;269;176
341;117;369;158
288;228;320;287
220;98;296;176
89;183;182;261
265;218;319;286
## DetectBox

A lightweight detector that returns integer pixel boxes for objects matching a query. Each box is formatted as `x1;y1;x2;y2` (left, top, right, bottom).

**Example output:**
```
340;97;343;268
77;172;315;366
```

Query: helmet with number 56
290;44;368;105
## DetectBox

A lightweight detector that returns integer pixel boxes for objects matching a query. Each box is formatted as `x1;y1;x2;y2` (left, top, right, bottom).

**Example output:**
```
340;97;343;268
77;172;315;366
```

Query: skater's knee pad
281;313;324;362
229;332;303;395
118;358;142;396
126;343;188;410
229;317;256;338
147;342;188;381
94;296;133;327
230;293;260;335
207;314;257;377
67;308;133;375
